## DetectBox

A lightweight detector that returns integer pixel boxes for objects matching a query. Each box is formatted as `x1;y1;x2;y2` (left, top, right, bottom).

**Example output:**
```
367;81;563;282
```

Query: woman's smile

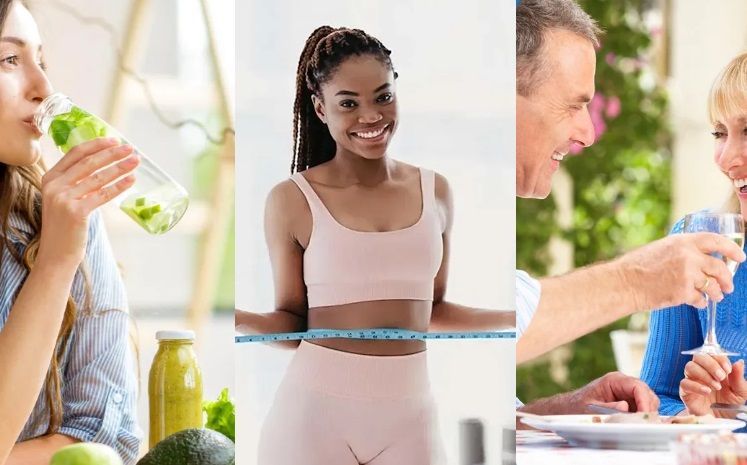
349;122;392;144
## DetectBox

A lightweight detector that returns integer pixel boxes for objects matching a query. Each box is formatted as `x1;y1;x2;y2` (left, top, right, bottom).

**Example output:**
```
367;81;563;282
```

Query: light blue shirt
516;269;541;338
1;210;141;464
516;269;541;408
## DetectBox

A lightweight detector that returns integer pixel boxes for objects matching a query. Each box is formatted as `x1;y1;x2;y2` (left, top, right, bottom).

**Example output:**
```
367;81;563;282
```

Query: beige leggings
258;341;446;465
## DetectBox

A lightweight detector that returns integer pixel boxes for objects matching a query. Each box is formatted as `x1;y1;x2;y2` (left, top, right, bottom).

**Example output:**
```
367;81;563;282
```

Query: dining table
516;430;677;465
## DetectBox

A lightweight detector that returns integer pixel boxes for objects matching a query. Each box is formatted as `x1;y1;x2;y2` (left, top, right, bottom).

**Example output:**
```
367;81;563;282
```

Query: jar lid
156;330;195;341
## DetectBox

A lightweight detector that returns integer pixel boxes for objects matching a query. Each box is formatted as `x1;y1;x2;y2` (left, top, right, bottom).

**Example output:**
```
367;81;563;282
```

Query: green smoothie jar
148;330;203;448
34;93;189;235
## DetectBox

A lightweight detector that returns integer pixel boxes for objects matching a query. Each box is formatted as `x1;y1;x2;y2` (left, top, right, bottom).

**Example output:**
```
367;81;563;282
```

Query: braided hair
291;26;396;173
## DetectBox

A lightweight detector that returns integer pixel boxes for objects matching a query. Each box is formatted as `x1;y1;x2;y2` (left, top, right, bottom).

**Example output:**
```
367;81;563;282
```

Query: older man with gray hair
515;0;745;417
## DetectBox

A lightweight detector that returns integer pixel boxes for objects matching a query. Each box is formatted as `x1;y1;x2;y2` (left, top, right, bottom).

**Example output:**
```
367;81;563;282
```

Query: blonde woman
641;52;747;419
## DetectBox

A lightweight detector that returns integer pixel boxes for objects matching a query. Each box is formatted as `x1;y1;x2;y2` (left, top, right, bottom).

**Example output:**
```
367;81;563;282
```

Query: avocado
50;443;123;465
136;429;234;465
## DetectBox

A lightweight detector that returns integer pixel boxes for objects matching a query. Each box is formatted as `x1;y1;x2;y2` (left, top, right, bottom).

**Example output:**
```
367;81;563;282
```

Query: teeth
734;178;747;189
551;152;565;161
354;125;387;139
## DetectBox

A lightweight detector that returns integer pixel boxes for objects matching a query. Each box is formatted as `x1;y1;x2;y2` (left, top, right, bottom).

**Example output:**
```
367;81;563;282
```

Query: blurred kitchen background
31;0;235;457
517;0;747;403
235;0;515;463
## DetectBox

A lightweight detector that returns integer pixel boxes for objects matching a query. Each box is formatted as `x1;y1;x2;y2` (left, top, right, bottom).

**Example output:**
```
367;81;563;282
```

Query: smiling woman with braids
235;26;514;464
0;2;140;464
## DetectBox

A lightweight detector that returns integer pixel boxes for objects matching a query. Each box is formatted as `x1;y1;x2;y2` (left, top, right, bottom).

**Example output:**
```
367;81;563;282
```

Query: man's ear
312;94;327;124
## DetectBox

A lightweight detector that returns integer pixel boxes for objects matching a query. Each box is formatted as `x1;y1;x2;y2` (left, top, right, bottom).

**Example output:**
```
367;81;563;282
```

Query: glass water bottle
34;93;189;235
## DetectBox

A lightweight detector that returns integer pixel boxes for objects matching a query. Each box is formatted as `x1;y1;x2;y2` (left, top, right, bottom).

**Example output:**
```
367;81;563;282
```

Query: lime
49;443;122;465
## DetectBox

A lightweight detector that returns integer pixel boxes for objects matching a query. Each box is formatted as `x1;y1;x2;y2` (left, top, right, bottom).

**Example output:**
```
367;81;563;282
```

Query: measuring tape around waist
235;328;516;343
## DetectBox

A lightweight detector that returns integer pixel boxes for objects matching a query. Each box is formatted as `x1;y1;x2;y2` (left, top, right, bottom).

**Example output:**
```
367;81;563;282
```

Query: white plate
520;415;745;451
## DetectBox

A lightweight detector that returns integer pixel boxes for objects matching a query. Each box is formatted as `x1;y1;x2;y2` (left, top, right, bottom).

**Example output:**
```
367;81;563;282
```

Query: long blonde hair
708;52;747;214
0;0;90;434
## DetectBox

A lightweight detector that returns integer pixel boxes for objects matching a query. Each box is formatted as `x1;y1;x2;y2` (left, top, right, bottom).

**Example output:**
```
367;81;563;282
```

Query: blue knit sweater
640;218;747;416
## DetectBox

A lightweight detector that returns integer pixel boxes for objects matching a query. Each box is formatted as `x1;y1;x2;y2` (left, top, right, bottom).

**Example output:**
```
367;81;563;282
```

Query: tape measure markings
235;328;516;344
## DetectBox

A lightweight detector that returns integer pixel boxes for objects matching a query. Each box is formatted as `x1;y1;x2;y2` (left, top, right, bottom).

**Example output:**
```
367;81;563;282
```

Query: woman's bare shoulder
264;177;312;229
432;170;451;202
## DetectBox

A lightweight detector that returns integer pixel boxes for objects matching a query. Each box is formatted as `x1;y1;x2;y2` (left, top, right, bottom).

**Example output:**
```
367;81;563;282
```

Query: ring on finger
697;276;712;292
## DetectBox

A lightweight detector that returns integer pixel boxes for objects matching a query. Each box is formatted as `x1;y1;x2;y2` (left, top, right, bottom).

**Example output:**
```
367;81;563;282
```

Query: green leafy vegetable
49;119;75;146
203;388;235;443
48;105;111;153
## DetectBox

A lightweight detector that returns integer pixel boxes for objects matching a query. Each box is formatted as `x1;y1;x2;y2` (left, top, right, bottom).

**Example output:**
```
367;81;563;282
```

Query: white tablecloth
516;430;676;465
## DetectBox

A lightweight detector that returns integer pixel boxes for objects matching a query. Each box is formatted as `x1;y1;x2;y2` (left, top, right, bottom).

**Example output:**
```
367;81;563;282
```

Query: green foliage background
516;0;671;401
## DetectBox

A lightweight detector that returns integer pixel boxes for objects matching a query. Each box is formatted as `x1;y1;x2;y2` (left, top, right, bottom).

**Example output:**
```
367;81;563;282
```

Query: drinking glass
681;212;744;355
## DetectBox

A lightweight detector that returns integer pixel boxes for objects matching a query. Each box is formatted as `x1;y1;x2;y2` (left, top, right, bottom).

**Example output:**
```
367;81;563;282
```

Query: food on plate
590;412;718;424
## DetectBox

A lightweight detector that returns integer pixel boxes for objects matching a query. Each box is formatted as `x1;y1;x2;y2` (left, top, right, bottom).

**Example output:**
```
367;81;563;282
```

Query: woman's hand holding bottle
37;137;138;269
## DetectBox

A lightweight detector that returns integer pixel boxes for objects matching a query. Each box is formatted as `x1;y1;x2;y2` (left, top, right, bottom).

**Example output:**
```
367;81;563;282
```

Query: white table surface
516;430;676;465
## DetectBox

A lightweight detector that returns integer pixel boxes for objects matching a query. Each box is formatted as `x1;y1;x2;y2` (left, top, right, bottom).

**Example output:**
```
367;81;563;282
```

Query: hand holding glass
681;212;744;355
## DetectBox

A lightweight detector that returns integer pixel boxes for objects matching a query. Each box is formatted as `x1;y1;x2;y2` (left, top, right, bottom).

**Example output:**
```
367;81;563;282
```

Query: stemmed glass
681;212;744;355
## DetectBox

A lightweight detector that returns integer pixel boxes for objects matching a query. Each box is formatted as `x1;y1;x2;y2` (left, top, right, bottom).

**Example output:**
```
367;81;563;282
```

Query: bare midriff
307;299;432;355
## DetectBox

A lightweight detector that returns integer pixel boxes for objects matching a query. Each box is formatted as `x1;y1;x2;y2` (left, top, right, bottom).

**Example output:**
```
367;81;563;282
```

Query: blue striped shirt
641;217;747;419
1;210;141;464
516;269;541;408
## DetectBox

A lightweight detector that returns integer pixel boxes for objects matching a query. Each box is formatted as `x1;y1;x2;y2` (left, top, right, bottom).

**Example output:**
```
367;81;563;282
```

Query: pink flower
605;96;621;119
605;52;616;66
589;94;607;140
570;93;616;155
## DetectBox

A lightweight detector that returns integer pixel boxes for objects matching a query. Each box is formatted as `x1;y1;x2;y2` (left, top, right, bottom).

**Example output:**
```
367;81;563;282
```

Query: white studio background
235;0;515;463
